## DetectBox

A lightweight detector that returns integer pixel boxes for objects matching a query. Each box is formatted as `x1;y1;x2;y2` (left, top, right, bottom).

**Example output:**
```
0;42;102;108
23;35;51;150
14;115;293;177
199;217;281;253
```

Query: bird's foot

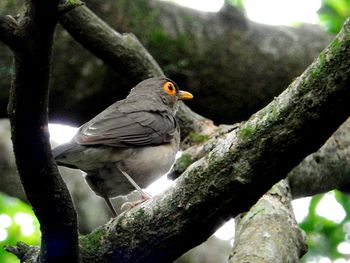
121;192;151;211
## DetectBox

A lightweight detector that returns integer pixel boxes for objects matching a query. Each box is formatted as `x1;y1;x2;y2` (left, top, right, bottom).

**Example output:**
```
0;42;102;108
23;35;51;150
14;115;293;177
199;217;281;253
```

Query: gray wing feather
74;105;176;147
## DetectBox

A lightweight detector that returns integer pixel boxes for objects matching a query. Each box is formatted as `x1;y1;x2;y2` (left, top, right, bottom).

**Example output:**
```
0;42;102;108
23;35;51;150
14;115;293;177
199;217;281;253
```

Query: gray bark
289;117;350;198
229;180;307;263
172;117;350;199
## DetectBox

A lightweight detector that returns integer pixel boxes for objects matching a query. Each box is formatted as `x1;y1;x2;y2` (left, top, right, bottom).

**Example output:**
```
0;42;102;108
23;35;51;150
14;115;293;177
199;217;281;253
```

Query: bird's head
128;77;193;111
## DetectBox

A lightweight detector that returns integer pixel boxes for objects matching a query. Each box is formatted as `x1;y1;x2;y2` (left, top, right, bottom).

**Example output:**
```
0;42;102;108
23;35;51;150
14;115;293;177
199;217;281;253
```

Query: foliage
225;0;245;10
300;191;350;262
0;193;40;263
318;0;350;33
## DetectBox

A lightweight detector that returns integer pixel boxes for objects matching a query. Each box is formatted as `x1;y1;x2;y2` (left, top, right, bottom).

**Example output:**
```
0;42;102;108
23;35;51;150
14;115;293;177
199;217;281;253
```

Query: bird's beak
178;90;193;100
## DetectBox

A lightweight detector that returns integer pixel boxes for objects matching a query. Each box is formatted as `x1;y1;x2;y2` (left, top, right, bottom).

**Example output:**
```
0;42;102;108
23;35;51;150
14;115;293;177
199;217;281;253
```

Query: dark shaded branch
289;117;350;198
6;1;78;262
229;180;307;263
58;3;213;140
5;242;39;262
75;18;350;263
0;15;20;51
59;4;163;82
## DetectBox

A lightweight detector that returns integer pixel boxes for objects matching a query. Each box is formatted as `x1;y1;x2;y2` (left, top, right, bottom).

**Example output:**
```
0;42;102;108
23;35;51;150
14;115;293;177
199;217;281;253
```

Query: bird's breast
119;142;178;188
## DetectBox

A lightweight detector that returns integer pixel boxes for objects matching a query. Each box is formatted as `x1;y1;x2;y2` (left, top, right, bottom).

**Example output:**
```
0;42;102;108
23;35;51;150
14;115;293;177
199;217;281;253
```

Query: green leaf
0;193;40;263
318;0;350;33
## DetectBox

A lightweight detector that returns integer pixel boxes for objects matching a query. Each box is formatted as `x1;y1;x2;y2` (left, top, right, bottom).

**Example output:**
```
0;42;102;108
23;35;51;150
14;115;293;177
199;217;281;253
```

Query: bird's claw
120;193;151;211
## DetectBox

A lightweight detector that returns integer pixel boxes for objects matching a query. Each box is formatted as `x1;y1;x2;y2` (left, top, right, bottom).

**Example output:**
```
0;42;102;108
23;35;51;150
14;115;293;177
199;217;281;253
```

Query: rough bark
229;180;307;263
10;17;350;262
0;0;331;125
171;117;350;199
1;1;79;262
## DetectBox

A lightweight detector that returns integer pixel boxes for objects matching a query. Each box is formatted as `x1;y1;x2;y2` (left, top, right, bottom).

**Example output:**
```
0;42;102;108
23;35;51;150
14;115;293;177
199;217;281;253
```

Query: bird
52;77;193;216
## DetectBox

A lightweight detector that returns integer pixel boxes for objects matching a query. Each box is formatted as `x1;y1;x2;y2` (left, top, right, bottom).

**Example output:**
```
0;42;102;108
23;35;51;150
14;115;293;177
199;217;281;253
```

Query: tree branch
288;117;350;198
59;3;163;80
171;116;350;199
229;180;307;263
6;1;78;262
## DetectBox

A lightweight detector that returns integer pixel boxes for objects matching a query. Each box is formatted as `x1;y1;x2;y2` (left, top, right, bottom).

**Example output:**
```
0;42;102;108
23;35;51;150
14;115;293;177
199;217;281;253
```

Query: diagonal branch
171;116;350;199
59;4;163;80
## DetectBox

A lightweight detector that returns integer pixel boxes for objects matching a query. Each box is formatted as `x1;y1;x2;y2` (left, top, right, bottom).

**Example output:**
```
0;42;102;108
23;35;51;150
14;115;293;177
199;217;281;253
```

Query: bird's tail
52;142;77;158
52;142;86;169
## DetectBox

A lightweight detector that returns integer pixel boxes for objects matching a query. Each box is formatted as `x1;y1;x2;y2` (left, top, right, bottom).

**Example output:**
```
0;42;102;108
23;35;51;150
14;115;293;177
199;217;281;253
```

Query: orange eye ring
163;81;177;96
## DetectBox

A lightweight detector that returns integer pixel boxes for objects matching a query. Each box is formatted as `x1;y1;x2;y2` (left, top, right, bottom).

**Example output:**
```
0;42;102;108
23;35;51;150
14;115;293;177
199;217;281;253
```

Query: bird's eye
163;81;177;96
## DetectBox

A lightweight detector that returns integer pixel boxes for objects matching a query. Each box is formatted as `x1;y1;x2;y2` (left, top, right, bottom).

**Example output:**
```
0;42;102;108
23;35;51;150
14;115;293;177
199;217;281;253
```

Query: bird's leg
119;168;151;199
102;195;117;217
117;168;152;210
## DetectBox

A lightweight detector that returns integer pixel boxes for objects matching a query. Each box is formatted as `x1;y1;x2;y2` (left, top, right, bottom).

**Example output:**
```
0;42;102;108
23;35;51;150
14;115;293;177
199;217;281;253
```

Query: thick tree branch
59;3;163;81
58;3;214;140
171;117;350;198
5;1;78;262
70;18;350;262
229;180;307;263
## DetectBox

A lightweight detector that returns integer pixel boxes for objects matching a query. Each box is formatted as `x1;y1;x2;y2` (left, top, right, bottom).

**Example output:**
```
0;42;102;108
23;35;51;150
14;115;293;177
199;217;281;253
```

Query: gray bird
53;77;193;216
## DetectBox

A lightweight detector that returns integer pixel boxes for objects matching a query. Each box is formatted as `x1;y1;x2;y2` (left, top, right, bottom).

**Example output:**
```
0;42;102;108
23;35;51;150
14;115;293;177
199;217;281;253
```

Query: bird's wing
74;105;177;147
